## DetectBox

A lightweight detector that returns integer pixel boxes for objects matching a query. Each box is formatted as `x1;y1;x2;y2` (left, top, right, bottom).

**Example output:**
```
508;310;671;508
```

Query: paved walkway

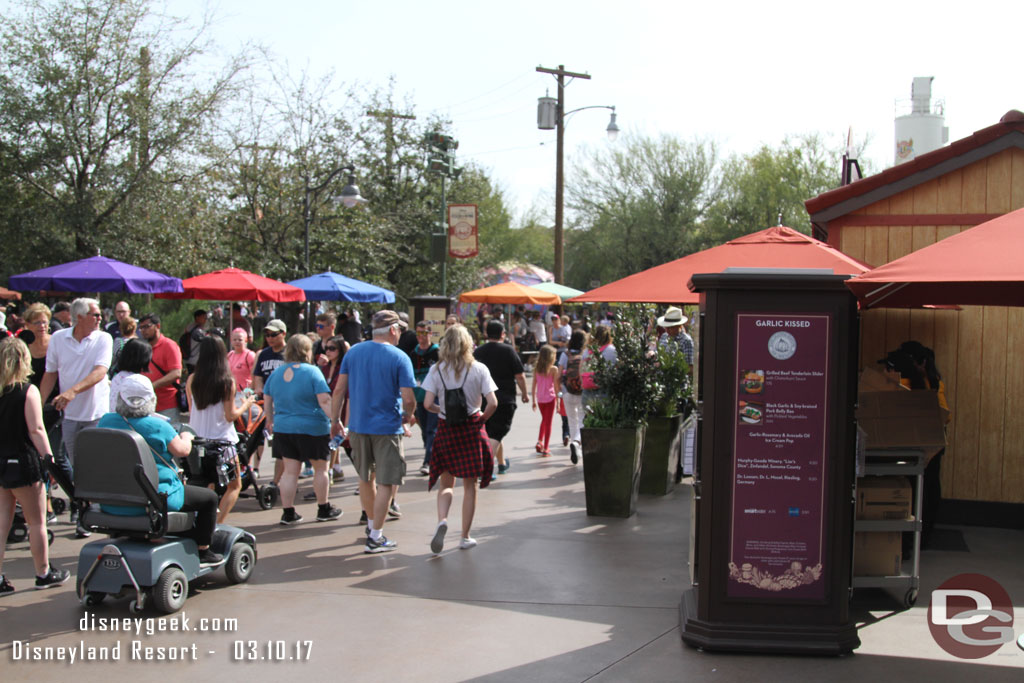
2;401;1024;681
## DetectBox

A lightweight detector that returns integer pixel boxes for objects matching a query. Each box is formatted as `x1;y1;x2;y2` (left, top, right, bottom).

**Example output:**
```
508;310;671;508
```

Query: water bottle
329;435;344;450
217;462;230;487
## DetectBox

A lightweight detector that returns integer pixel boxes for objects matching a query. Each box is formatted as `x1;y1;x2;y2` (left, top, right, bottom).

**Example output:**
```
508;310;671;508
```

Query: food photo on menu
737;400;764;425
740;369;764;394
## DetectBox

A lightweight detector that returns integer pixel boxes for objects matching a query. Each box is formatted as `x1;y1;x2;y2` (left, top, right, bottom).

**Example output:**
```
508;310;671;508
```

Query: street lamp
302;164;366;327
537;64;618;284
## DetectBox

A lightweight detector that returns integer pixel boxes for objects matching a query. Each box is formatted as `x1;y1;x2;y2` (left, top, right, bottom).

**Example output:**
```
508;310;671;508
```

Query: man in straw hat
656;306;693;366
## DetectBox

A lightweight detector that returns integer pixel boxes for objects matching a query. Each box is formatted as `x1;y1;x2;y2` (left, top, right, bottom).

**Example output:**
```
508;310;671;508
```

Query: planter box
581;425;645;518
639;413;682;495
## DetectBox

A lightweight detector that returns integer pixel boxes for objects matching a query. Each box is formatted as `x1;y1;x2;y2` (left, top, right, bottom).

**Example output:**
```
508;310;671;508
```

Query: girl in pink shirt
531;345;561;456
227;328;255;392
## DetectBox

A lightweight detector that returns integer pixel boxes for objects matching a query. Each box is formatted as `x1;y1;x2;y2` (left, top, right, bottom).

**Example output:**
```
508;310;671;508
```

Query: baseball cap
371;310;400;329
264;319;286;334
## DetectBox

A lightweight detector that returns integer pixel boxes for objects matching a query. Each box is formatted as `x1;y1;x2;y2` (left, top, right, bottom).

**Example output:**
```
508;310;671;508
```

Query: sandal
535;442;544;453
542;450;552;457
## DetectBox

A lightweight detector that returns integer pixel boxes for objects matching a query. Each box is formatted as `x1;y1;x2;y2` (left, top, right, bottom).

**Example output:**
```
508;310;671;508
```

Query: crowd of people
0;294;694;595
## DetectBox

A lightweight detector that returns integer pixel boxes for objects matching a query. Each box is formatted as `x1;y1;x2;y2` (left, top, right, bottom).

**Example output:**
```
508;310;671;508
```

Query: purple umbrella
9;255;183;294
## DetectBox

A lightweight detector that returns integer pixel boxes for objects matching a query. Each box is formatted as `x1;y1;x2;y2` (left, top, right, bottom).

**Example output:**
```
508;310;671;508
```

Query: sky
178;0;1021;219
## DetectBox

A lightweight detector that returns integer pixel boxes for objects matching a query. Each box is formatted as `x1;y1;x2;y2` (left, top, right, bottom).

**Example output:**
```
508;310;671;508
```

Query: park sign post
680;270;860;655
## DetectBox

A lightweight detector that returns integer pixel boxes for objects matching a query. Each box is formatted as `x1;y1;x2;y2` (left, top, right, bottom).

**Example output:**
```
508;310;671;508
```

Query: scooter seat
81;508;195;534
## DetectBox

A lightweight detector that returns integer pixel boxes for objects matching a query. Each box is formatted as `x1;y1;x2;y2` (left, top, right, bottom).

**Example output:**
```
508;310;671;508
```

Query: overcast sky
149;1;1024;218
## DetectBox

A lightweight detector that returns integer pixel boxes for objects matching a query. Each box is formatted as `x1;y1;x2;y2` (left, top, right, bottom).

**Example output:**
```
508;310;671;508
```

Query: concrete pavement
2;399;1024;682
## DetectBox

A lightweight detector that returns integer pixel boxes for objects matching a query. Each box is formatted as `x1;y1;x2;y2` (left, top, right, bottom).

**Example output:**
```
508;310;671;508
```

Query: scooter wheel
225;543;256;584
129;597;145;614
152;567;188;614
47;529;54;546
82;592;106;607
257;486;274;510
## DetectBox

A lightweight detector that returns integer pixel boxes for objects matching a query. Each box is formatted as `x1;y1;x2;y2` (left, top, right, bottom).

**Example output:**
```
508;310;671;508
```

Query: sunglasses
316;323;327;329
264;330;282;338
325;346;339;351
88;313;102;319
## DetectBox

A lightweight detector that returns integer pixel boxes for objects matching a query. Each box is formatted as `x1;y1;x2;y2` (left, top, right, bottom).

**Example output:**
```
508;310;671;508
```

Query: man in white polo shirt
40;298;112;536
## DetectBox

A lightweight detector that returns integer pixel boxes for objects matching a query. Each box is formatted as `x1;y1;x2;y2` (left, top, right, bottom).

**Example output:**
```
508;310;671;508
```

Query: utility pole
537;64;591;285
425;132;462;297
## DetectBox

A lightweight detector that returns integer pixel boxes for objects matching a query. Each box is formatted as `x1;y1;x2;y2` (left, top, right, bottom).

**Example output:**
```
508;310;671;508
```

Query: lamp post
537;64;618;285
302;164;366;328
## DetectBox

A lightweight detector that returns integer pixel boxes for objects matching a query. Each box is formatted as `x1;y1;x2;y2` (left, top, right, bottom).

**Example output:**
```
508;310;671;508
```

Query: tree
0;0;247;270
564;134;721;289
702;134;839;246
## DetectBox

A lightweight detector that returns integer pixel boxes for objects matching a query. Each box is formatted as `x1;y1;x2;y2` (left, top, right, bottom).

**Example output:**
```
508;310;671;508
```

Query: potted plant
580;306;661;517
638;343;691;495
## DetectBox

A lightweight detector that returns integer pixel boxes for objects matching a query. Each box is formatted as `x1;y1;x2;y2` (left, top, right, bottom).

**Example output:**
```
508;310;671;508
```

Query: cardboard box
858;367;906;393
854;532;902;576
857;476;913;520
856;390;947;458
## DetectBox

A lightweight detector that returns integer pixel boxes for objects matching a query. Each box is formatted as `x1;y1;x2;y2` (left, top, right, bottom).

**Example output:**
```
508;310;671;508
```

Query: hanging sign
448;204;479;258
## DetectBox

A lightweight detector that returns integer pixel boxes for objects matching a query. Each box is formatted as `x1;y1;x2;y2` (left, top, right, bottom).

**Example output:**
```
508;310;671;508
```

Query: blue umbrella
9;255;183;294
287;270;395;303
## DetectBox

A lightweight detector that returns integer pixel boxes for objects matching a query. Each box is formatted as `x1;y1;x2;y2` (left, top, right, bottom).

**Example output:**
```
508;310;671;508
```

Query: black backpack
564;353;583;395
439;370;469;426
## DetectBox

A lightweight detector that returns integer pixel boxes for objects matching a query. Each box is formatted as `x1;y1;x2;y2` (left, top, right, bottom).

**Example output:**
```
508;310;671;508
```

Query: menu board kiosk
409;296;453;346
680;271;860;655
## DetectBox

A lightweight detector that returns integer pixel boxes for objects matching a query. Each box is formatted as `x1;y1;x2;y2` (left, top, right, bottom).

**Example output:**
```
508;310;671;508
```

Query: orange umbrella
458;281;561;305
570;226;871;304
847;207;1024;308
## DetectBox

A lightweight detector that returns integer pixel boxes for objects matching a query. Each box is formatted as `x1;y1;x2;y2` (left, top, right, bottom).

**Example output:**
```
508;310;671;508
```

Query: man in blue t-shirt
332;310;416;554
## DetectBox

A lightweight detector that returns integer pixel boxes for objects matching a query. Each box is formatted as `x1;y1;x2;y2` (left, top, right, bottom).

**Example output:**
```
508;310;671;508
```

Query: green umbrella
532;281;585;301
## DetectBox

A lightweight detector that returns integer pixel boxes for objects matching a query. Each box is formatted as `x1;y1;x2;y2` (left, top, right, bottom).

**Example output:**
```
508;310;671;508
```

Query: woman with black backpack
421;324;498;554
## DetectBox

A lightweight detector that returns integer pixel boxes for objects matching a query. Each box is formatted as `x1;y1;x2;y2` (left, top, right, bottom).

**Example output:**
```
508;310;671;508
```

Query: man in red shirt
139;313;183;422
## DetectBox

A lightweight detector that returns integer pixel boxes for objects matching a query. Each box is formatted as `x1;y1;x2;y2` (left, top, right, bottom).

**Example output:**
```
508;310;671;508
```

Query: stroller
181;398;277;510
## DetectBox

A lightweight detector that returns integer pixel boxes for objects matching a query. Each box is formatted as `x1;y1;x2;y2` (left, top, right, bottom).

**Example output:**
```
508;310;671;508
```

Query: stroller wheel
257;485;275;510
51;497;67;515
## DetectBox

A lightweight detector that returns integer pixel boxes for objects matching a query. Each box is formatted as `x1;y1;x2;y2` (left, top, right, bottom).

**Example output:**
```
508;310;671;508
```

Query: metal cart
851;449;925;608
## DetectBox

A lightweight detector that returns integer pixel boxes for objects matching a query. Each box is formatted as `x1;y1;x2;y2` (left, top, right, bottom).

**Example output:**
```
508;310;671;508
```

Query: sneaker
388;501;402;519
75;525;92;538
198;548;224;567
69;508;79;524
0;575;14;597
303;491;318;501
252;468;260;480
419;465;430;476
316;504;343;522
34;565;70;590
563;436;570;447
300;466;314;479
46;511;57;524
541;450;551;457
431;521;447;554
497;464;508;475
280;509;303;526
459;537;477;550
331;465;345;480
364;535;397;554
359;510;368;524
570;441;579;465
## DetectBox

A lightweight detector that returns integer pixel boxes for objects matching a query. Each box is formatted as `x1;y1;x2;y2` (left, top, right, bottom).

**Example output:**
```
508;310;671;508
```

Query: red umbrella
570;226;871;304
155;267;305;302
846;207;1024;308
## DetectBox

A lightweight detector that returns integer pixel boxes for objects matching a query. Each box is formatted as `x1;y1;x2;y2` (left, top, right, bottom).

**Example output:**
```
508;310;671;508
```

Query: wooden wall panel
1012;148;1024;210
937;170;963;213
860;309;887;377
962;160;988;212
934;308;960;496
840;225;866;262
976;307;1008;500
863;226;889;268
884;226;914;353
913;178;939;214
1001;307;1024;503
950;305;983;500
890;190;915;215
986;152;1013;214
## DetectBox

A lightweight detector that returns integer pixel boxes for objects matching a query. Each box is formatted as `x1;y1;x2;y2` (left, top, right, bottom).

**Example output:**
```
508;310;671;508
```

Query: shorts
485;403;516;442
349;432;406;486
271;432;330;462
0;452;45;490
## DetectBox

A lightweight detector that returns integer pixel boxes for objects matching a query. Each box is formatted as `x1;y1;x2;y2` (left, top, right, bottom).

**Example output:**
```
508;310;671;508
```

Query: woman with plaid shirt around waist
421;324;498;554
